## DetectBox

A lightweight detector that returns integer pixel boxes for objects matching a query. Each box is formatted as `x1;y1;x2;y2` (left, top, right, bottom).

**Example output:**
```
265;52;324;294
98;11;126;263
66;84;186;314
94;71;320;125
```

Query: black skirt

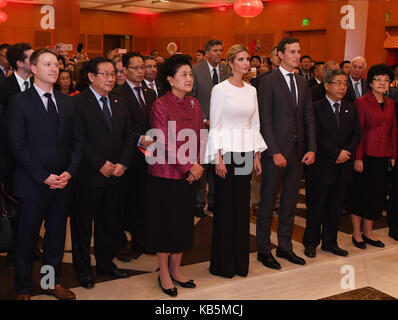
144;175;196;253
349;155;388;220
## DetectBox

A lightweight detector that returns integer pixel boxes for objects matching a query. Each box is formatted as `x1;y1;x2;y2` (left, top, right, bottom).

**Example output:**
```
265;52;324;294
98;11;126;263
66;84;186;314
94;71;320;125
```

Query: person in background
309;61;324;88
55;69;79;96
195;49;206;64
300;55;312;80
340;60;351;76
391;63;398;88
205;44;266;278
349;64;396;250
114;60;127;88
57;55;66;70
142;55;166;98
0;43;11;80
145;54;205;297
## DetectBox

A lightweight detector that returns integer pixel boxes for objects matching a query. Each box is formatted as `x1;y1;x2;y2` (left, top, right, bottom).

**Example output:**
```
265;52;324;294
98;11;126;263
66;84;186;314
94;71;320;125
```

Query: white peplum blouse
205;79;267;163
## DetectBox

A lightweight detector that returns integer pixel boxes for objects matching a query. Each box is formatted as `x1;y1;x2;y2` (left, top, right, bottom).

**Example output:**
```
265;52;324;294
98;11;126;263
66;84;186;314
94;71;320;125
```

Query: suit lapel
85;89;112;134
276;70;296;111
123;82;146;122
322;97;340;131
109;94;120;131
30;86;57;136
54;91;66;140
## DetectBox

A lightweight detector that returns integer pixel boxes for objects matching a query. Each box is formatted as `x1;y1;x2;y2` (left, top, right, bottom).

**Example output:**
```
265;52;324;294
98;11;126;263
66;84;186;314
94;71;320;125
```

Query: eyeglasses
59;77;71;81
328;81;349;87
128;66;145;71
373;78;390;84
116;70;124;75
97;72;116;78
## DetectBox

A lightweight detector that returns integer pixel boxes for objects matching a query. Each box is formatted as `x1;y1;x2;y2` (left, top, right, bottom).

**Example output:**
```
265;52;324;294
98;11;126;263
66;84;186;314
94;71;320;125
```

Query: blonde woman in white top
205;44;267;278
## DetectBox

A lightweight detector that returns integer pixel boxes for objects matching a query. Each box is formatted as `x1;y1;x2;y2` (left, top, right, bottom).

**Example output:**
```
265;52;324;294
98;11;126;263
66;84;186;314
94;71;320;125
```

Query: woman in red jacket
350;64;396;249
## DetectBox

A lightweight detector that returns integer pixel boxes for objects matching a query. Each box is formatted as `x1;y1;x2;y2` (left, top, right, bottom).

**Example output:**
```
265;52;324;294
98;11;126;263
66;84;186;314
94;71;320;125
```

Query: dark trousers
388;164;398;235
71;185;121;277
122;166;148;245
196;164;215;209
14;188;70;294
210;153;252;278
303;177;346;248
256;152;303;253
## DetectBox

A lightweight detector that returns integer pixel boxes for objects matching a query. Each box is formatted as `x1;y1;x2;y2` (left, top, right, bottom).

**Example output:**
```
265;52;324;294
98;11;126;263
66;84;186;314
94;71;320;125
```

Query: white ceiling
8;0;235;14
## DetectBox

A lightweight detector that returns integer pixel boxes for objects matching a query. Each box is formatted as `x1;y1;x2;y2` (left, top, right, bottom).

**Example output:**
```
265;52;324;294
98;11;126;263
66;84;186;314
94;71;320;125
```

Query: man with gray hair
311;60;339;101
304;68;362;258
345;56;368;103
191;39;229;217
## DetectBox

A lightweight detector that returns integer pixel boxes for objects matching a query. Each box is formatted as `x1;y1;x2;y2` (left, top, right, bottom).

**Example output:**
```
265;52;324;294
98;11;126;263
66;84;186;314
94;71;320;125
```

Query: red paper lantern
234;0;263;18
0;11;7;23
0;0;7;9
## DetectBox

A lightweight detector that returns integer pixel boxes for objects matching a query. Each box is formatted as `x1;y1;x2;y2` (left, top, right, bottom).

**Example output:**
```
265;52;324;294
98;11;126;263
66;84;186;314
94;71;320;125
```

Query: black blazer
113;82;156;170
345;77;368;103
308;78;320;88
307;97;362;185
141;79;166;98
258;69;317;159
0;112;6;179
6;86;83;198
0;73;33;113
74;88;133;188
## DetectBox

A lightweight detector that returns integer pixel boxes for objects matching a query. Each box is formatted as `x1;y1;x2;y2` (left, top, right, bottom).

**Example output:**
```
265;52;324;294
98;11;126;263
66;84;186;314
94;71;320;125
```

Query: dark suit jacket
113;82;155;171
191;61;229;120
0;73;33;113
6;86;83;198
258;69;317;160
74;88;133;188
0;69;6;82
388;87;398;106
308;78;320;88
307;97;362;185
141;79;166;98
311;82;326;102
0;112;6;179
345;77;368;103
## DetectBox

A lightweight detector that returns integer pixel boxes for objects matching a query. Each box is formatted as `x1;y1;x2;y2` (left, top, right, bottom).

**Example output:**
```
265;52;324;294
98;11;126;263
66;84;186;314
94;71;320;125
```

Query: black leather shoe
321;244;348;257
304;247;316;258
195;207;205;218
352;236;366;249
97;268;130;279
158;276;177;297
257;252;281;270
389;231;398;241
276;248;306;265
79;275;95;289
171;276;196;288
362;235;385;248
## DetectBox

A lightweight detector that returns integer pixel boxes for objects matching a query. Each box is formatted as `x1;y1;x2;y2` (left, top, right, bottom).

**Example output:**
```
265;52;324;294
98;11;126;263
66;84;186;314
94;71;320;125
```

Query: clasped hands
44;171;71;189
100;161;126;178
273;151;315;168
186;164;204;184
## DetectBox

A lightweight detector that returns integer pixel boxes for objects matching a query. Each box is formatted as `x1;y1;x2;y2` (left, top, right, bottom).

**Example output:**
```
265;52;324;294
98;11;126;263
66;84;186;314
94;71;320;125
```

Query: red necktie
134;86;147;118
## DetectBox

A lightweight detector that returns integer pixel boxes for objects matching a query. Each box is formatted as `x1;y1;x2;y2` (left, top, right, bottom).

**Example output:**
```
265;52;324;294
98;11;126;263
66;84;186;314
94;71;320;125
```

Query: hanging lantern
0;0;7;9
234;0;263;18
0;11;7;23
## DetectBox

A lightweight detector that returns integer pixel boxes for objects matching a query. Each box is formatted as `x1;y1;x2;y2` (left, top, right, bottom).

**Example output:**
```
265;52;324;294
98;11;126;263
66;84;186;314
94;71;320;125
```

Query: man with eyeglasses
114;61;126;88
345;56;368;103
71;57;134;289
114;52;157;260
303;68;361;259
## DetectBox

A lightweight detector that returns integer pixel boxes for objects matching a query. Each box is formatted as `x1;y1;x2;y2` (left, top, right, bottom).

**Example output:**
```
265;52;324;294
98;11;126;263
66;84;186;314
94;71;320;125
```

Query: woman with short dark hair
350;63;397;249
144;54;205;297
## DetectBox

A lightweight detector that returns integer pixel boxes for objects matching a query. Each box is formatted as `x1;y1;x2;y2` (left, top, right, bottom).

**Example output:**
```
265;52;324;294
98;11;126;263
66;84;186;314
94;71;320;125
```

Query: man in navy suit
7;48;83;300
303;69;361;258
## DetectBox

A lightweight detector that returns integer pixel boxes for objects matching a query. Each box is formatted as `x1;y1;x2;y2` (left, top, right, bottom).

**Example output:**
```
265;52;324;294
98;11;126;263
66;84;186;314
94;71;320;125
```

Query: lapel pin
345;109;348;113
114;99;118;103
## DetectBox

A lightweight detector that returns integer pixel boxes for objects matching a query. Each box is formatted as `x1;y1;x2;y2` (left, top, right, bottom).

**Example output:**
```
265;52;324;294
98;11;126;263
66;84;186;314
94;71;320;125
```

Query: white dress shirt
14;72;30;92
205;80;267;163
207;61;220;84
279;66;299;103
144;79;158;97
349;75;363;97
127;79;146;106
325;95;342;114
34;83;58;112
89;86;112;116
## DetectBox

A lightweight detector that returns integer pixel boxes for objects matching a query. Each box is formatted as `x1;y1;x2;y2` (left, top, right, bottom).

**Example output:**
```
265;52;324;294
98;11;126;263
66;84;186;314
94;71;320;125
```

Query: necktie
212;68;218;86
354;82;361;99
288;73;297;106
23;81;29;91
149;81;157;97
44;93;59;133
134;87;147;118
333;102;340;127
100;97;112;133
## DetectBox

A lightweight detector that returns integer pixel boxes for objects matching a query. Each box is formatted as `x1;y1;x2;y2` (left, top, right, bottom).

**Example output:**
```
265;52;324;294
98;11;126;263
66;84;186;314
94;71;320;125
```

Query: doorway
103;34;133;57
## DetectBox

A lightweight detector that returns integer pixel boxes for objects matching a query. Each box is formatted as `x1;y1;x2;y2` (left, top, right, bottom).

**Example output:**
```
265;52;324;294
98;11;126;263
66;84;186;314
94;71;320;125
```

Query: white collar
207;61;219;73
14;72;30;88
279;65;295;77
89;85;109;102
325;94;341;108
33;83;54;98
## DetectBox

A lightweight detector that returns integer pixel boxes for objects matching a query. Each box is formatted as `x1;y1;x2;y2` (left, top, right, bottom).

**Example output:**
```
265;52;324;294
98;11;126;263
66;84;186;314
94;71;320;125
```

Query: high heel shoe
158;276;177;297
171;276;196;288
352;236;366;249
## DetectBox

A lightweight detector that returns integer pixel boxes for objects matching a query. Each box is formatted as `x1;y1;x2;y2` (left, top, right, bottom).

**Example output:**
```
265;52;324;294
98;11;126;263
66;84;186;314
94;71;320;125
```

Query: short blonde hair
226;44;250;66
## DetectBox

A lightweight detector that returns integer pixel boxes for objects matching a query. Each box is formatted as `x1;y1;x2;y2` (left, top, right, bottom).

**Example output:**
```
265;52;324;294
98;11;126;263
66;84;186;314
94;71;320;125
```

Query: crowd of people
1;37;398;300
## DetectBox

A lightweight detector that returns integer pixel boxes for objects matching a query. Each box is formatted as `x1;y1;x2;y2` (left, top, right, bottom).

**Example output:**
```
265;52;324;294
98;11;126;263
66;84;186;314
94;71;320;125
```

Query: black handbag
0;182;18;252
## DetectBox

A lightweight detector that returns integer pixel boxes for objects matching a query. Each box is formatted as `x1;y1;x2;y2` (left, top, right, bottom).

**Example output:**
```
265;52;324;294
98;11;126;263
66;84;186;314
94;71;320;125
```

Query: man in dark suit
345;56;368;103
310;61;339;101
114;52;156;259
0;43;10;81
71;57;133;289
299;55;312;80
257;37;317;270
303;69;362;258
191;39;229;217
142;55;166;98
308;61;324;88
0;43;33;110
7;48;83;300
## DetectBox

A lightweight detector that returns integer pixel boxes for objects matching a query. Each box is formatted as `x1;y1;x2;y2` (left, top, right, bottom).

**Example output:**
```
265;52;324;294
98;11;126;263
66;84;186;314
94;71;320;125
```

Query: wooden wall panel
34;31;52;48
